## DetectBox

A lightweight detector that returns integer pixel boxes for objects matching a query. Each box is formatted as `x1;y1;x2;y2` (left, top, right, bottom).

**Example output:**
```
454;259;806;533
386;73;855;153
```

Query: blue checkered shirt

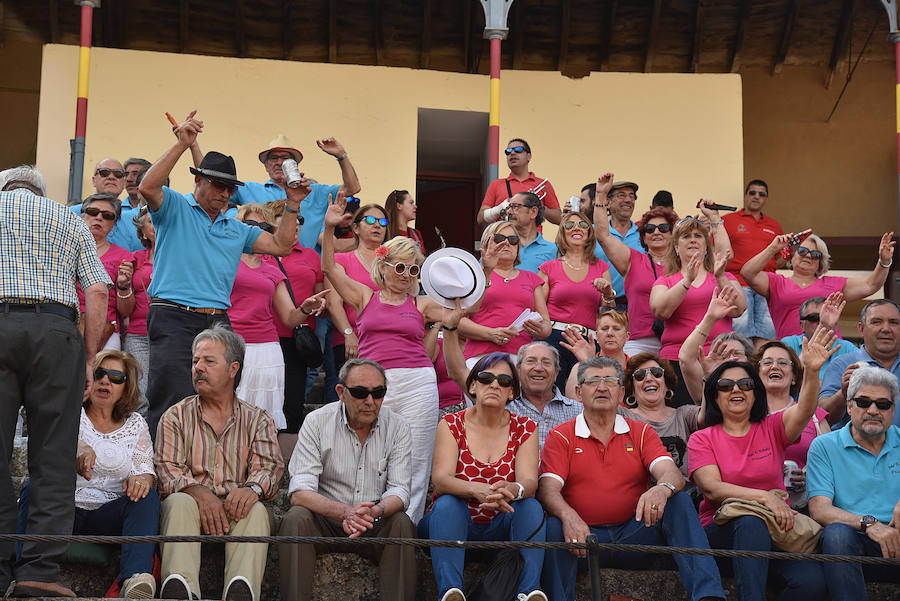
0;190;110;310
507;387;583;450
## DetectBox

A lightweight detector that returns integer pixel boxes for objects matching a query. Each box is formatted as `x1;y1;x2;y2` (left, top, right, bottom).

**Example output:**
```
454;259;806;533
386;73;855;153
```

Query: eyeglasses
384;261;420;277
95;168;125;179
82;206;116;221
362;216;389;227
562;220;591;231
747;190;768;197
504;146;527;155
642;223;672;234
507;202;536;212
475;371;515;387
633;367;665;381
799;313;820;323
852;396;895;410
266;154;293;163
795;247;823;260
581;375;622;387
716;377;755;392
94;367;127;384
345;385;388;399
492;233;520;245
759;358;793;368
244;219;273;233
206;178;236;193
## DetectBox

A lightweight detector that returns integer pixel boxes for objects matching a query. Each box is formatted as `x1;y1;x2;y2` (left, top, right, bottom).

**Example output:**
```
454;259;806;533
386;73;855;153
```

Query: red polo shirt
539;413;672;525
723;209;783;285
482;172;560;210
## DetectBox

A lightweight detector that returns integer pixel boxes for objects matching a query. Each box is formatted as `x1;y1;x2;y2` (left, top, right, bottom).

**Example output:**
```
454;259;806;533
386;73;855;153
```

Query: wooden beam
559;0;570;72
772;0;799;75
178;0;189;53
825;0;854;89
463;0;472;72
600;0;618;71
421;0;432;69
375;0;384;65
643;0;663;73
328;0;337;63
512;0;524;70
235;0;246;57
118;0;128;48
48;0;59;43
729;0;751;73
0;1;4;48
690;0;703;72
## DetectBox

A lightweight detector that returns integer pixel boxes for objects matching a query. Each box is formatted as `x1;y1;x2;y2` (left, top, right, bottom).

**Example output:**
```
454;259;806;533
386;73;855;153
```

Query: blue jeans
417;495;545;597
705;515;826;601
306;316;338;403
731;287;775;339
543;492;725;601
18;480;160;584
544;329;580;393
821;523;900;601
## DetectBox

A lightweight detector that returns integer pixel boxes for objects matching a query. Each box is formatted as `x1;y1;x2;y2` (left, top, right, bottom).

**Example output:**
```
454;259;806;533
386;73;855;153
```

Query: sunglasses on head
852;396;895;410
677;216;703;226
633;366;665;381
475;371;515;387
384;261;420;277
95;168;125;179
82;206;116;221
244;219;273;233
716;377;755;392
799;312;820;323
562;220;591;230
504;146;527;155
362;215;389;227
94;367;127;384
345;385;388;399
492;233;520;245
642;223;672;234
795;247;823;260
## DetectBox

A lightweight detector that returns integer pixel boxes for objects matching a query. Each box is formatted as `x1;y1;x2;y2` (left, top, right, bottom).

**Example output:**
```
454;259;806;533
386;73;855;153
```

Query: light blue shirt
507;387;583;450
230;179;285;206
782;334;858;380
807;423;900;523
148;187;260;309
70;200;144;252
518;232;557;274
594;220;644;298
819;346;900;426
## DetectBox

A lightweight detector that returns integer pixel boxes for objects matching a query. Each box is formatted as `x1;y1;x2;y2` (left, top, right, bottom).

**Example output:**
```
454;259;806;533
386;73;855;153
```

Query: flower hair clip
374;245;389;259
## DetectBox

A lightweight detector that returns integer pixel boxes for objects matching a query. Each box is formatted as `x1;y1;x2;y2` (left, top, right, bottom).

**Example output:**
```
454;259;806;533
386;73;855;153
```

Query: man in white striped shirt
278;358;416;601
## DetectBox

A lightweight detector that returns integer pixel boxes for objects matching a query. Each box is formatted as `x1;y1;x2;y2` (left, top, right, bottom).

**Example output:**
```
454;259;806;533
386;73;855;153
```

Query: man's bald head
92;158;126;196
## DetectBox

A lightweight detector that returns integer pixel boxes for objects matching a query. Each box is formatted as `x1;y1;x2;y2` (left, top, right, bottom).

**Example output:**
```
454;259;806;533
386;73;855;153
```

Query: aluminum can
569;195;580;213
783;460;799;491
282;159;303;188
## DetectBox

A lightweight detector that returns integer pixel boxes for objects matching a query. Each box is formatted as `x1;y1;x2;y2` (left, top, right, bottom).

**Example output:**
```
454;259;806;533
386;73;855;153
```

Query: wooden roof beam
600;0;618;71
281;0;291;60
463;0;472;72
178;0;189;53
644;0;663;72
825;0;855;89
772;0;799;75
729;0;751;73
328;0;337;63
48;0;59;43
690;0;704;72
513;0;524;70
235;0;246;57
375;0;384;65
421;0;432;69
559;0;571;72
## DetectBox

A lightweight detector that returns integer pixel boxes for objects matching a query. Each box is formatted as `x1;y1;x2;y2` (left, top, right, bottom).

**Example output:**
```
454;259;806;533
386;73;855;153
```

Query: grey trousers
123;334;149;417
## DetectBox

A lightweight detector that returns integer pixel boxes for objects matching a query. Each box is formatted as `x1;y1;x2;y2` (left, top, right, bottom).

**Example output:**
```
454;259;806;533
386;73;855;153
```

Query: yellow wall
37;45;744;239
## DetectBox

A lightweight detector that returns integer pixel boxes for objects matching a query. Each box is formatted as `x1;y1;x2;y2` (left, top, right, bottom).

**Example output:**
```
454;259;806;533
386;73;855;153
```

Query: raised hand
769;233;793;254
174;109;203;148
560;328;596;361
800;325;840;374
300;289;331;316
705;286;738;322
697;199;720;221
819;291;845;330
116;260;134;289
316;137;346;158
878;232;896;266
441;298;466;331
713;249;733;276
684;253;702;283
324;191;352;229
596;172;615;199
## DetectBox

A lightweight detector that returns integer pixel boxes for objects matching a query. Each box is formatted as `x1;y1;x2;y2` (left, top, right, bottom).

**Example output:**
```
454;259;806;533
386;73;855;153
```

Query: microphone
696;201;737;212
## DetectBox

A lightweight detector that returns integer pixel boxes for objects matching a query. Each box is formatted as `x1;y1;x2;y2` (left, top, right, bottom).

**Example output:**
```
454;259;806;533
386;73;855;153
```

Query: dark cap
189;151;244;187
608;181;639;196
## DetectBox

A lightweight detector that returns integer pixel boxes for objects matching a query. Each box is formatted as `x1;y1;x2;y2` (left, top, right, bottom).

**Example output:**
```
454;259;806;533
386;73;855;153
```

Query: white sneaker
517;591;548;601
440;588;466;601
223;575;255;601
159;574;193;600
122;573;156;599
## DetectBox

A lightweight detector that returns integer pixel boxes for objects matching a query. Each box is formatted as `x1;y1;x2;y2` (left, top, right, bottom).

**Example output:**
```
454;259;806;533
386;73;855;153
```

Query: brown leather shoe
11;581;76;598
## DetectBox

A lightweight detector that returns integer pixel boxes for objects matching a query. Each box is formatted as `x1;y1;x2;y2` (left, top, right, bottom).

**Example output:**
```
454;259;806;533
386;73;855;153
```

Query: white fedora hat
421;248;486;309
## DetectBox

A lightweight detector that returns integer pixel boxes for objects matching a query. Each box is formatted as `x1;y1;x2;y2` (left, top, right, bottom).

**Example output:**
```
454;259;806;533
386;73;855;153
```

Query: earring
624;396;638;408
665;389;674;400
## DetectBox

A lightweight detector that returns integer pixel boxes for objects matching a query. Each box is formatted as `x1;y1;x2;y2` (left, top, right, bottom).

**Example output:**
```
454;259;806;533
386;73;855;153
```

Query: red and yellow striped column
488;36;502;182
67;1;95;204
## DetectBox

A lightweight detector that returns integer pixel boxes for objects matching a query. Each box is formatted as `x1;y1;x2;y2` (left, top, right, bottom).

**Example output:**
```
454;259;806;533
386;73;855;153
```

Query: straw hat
258;134;303;163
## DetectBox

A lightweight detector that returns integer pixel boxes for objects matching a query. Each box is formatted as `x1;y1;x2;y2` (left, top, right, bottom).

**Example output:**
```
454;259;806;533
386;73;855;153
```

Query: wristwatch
657;481;677;496
244;483;263;496
513;482;525;501
343;327;354;336
860;515;877;531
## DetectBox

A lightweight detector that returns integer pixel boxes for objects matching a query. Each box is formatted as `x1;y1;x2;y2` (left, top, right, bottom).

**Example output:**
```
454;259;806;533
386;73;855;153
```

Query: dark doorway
415;108;488;254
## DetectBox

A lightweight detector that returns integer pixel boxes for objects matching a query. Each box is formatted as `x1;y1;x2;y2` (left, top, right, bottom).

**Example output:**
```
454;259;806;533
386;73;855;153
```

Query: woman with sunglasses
650;214;745;407
19;350;159;598
123;204;156;417
687;327;838;601
419;302;545;601
77;193;137;351
459;221;551;367
385;189;425;252
593;173;679;356
538;211;615;391
740;231;895;339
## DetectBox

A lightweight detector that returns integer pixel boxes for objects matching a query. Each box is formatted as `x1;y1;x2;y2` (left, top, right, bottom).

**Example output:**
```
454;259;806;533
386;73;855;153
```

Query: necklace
494;268;518;283
561;256;586;270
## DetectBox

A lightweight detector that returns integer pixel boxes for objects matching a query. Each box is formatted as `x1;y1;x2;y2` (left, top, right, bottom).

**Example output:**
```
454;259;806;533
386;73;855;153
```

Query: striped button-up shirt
0;190;110;309
155;395;284;501
508;387;584;450
288;401;412;509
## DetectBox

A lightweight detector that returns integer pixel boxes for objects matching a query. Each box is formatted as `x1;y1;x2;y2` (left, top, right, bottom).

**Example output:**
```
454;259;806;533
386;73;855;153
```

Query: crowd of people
1;113;900;601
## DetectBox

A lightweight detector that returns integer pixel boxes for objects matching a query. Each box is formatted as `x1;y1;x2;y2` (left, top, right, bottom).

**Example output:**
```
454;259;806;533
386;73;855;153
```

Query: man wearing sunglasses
807;366;900;597
722;179;783;340
477;138;561;227
279;358;416;601
781;296;858;379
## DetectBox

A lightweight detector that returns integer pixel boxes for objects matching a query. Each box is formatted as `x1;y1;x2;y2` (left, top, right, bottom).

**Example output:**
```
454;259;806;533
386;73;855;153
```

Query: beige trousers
159;492;269;600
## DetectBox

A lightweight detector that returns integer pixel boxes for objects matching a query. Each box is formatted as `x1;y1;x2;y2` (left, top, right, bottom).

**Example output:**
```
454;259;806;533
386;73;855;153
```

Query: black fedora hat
189;151;244;187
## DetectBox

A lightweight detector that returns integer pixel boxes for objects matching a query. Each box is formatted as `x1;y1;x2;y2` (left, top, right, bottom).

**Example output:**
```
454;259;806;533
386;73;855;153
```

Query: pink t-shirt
332;251;378;347
228;260;286;344
654;272;738;361
687;413;791;526
262;243;324;338
766;273;847;339
77;243;134;332
435;337;464;409
540;258;610;328
356;293;432;369
624;248;663;340
464;269;544;358
127;249;153;337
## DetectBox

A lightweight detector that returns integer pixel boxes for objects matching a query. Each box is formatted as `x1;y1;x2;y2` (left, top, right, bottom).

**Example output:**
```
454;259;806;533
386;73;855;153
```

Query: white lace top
75;408;155;510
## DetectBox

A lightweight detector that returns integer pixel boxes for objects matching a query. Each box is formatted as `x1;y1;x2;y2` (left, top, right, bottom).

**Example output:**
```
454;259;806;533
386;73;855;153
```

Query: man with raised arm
478;138;561;226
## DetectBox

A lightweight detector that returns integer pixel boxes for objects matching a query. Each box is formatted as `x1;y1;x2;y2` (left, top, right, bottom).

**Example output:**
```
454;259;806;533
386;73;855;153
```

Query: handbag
713;489;822;554
649;258;665;339
466;515;545;601
273;258;324;369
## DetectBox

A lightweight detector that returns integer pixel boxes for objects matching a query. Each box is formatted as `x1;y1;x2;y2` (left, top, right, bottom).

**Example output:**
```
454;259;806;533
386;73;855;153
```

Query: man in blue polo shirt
592;179;644;310
507;191;557;274
808;365;900;598
139;111;307;436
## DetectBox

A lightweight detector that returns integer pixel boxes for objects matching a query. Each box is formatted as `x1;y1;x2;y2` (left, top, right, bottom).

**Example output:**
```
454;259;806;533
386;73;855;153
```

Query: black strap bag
274;258;324;369
466;515;545;601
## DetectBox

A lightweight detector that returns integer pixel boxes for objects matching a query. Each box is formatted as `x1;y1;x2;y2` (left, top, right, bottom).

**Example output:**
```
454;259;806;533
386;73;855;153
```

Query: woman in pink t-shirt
460;221;550;366
687;328;837;601
538;211;615;391
650;216;746;407
122;205;155;416
741;231;895;338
